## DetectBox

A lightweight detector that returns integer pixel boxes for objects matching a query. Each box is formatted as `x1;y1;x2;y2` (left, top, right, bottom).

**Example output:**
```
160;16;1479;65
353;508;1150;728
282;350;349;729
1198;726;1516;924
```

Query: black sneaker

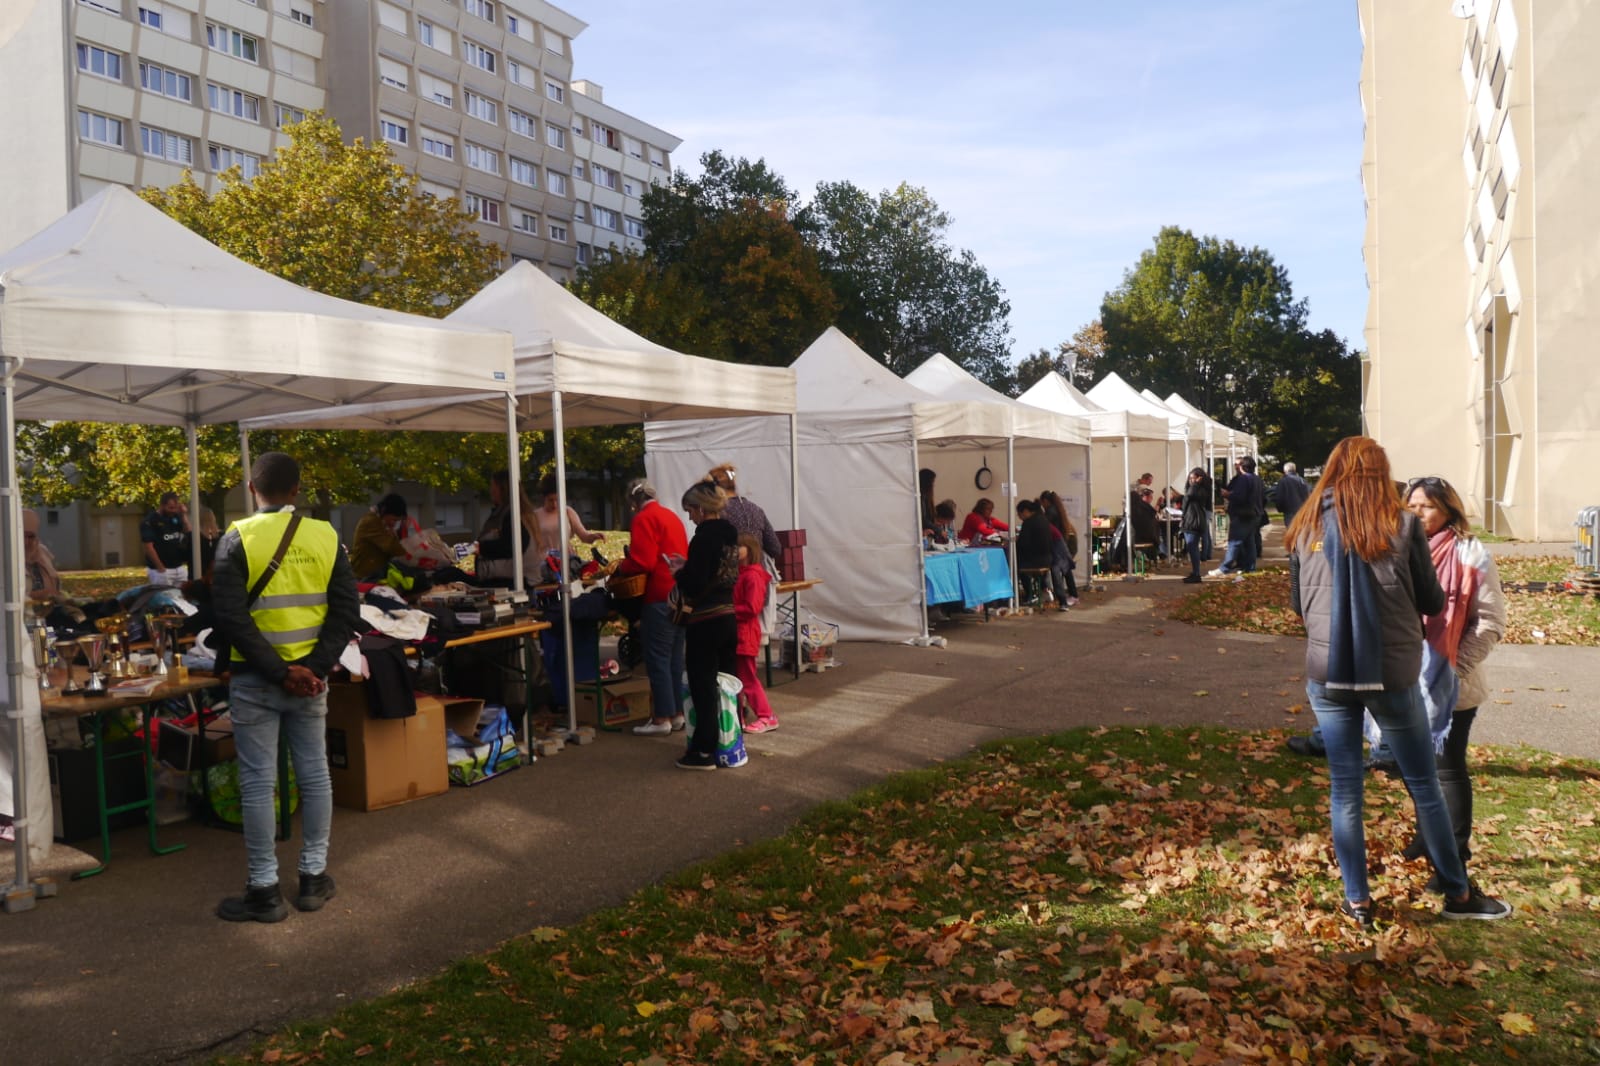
217;883;289;923
675;751;718;771
1285;735;1325;757
1340;898;1376;931
295;871;337;912
1442;883;1512;921
1182;574;1203;584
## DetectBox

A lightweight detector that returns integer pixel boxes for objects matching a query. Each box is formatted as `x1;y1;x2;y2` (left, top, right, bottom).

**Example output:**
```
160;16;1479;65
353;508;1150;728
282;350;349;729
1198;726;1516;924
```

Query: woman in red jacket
614;479;690;737
733;533;778;733
958;498;1010;544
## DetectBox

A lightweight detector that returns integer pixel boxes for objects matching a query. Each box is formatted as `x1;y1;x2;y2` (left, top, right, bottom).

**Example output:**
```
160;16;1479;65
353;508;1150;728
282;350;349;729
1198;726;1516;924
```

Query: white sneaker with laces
632;720;673;737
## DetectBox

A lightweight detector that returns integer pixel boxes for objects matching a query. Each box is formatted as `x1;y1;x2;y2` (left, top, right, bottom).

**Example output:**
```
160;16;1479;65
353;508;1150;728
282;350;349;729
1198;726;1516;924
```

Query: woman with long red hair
1287;437;1510;927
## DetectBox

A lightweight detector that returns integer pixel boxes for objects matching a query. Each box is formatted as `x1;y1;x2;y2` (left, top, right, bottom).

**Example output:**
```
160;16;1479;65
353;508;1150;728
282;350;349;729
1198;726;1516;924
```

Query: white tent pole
1006;436;1017;610
789;413;800;529
552;391;576;736
1123;431;1135;579
3;357;53;913
913;439;930;645
505;394;523;591
186;421;202;576
1083;440;1097;591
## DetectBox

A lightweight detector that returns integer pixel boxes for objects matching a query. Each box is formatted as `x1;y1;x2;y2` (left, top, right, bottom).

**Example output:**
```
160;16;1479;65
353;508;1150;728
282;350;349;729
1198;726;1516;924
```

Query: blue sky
572;0;1367;364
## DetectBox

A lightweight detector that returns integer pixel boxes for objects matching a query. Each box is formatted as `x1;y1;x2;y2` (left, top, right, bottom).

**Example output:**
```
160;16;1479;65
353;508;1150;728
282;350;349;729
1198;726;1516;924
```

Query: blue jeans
1183;531;1203;576
230;672;333;889
640;601;686;722
1219;517;1258;573
1306;680;1469;903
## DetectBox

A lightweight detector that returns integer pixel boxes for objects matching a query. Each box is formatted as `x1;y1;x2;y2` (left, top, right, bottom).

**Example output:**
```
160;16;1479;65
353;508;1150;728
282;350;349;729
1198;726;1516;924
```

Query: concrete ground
4;535;1593;1066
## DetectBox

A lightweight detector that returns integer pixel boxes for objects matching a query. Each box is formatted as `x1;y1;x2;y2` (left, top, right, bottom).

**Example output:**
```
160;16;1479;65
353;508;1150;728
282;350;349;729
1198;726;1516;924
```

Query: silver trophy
146;614;177;677
76;633;109;695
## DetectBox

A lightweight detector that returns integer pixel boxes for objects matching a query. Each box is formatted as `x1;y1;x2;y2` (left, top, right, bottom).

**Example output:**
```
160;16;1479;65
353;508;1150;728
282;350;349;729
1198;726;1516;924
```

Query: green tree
20;114;514;514
1098;226;1356;458
804;181;1012;386
643;150;802;267
1014;321;1107;395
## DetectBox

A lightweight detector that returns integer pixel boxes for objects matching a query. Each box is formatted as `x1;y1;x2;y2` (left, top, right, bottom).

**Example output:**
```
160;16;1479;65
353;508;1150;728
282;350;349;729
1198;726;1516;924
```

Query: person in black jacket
1014;499;1067;609
674;481;741;771
1129;488;1162;551
1180;468;1211;583
1213;456;1266;577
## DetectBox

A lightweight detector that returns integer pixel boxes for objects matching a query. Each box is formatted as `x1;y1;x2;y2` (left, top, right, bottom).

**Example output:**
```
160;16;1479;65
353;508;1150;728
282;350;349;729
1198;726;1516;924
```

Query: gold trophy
96;613;132;679
29;622;56;693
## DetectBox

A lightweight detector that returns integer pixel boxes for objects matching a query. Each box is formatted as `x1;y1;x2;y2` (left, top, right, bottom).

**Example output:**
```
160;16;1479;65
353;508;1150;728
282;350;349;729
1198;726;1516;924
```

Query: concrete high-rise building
1358;0;1600;540
0;0;680;281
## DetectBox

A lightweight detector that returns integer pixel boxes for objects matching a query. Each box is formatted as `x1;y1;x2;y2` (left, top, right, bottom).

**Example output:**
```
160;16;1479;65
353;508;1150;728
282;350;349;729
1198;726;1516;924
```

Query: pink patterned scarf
1424;528;1477;666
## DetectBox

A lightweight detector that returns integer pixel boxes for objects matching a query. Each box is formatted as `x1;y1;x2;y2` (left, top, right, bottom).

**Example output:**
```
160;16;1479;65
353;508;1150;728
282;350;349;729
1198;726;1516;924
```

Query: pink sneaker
744;719;779;734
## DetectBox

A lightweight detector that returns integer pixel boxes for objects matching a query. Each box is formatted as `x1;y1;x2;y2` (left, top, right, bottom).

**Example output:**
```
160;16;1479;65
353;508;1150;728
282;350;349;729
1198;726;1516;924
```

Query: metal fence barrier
1574;506;1600;570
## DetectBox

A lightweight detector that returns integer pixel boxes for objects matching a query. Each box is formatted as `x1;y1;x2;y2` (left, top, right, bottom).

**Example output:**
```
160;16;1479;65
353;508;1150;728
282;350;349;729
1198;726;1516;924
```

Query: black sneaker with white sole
1442;883;1512;921
675;751;718;771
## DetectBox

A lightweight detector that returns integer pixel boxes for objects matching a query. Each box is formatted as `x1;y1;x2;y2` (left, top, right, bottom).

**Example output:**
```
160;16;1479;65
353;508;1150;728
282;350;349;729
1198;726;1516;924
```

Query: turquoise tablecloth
923;548;1012;609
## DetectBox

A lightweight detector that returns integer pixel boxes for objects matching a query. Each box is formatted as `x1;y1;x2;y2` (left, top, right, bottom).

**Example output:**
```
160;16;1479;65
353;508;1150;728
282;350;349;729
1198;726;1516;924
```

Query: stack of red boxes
775;529;806;583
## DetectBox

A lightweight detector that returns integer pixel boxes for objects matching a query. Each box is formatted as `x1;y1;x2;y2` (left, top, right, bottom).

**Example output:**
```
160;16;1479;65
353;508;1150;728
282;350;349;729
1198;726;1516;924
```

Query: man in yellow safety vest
211;452;360;923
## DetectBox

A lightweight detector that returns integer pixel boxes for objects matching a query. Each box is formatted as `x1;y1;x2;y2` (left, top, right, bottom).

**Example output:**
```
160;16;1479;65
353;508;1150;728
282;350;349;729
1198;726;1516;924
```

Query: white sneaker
670;716;687;732
632;720;672;737
1065;597;1079;607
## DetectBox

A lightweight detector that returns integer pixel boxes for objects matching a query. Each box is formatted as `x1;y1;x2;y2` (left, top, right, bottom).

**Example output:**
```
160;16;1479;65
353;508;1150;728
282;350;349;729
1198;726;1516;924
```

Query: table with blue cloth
923;548;1013;609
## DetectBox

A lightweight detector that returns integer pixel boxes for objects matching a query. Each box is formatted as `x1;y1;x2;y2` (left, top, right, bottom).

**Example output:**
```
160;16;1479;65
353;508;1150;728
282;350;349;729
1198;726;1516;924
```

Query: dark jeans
1058;561;1078;599
684;614;736;757
1184;531;1204;576
1437;707;1478;859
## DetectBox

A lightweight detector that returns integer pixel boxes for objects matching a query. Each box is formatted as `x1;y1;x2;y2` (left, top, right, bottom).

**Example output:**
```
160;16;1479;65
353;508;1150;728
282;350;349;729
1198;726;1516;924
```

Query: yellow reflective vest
230;509;340;664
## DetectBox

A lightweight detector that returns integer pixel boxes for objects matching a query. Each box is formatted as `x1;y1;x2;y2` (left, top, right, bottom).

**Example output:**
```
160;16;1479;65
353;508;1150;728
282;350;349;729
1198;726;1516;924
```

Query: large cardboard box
324;684;448;812
576;676;652;730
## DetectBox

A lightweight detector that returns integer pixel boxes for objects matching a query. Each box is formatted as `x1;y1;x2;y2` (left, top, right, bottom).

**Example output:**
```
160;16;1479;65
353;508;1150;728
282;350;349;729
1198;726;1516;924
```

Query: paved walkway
4;550;1595;1065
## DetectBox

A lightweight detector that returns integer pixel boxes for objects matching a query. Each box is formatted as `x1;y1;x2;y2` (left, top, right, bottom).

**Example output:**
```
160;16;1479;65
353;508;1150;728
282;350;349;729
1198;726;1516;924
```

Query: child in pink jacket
733;534;778;733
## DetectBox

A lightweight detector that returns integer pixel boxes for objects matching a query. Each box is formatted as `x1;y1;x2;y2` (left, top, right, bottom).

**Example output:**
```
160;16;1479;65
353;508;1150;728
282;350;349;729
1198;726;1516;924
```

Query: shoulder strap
247;514;303;606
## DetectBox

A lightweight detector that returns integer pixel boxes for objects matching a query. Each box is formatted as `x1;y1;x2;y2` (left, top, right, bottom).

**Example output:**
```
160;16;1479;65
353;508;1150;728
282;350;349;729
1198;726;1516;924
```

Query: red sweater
959;512;1010;543
733;563;771;657
616;501;688;604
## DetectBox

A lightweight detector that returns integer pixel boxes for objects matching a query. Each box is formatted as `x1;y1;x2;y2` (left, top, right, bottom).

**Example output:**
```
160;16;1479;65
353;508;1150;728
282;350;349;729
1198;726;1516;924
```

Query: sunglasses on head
1406;476;1446;491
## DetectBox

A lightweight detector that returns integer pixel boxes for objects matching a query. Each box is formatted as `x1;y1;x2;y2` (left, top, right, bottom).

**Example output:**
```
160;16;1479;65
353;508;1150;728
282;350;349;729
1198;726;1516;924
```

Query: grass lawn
219;727;1600;1065
1171;557;1600;647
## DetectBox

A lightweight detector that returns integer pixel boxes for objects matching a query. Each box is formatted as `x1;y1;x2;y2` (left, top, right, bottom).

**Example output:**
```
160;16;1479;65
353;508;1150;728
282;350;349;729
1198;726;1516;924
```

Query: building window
573;202;586;221
420;129;454;160
508;157;537;187
141;125;194;164
209;144;261;178
206;23;260;63
136;5;164;30
545;80;564;103
464;141;500;175
648;146;666;169
464;0;494;22
274;44;316;80
463;91;498;125
508;109;536;139
77;109;124;149
140;62;193;101
419;73;453;108
591;123;616;150
545;125;565;149
289;8;313;27
379;115;409;146
622;179;637;197
378;56;409;90
507;60;536;89
464;193;500;225
592;206;618;232
545;32;565;55
419;180;455;200
622;136;643;160
275;104;305;128
76;44;124;82
418;20;451;53
547;221;567;243
208;83;262;122
512;209;538;235
592;165;617;191
572;161;585;180
79;0;122;12
575;243;590;264
377;1;408;35
462;40;497;74
571;117;586;138
505;14;533;41
624;216;645;239
546;170;567;196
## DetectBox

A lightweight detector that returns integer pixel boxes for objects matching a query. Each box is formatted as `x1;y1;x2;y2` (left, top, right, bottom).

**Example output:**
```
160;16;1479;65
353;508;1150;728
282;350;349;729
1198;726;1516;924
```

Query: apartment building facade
1358;0;1600;540
0;0;681;279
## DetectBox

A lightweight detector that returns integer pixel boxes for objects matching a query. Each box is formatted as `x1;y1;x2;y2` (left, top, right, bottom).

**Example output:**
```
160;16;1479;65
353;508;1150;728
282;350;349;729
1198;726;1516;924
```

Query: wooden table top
776;579;822;594
42;672;223;718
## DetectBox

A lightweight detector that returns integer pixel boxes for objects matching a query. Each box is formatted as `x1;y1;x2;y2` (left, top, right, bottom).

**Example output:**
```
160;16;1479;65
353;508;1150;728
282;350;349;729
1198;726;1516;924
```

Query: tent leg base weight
3;878;57;914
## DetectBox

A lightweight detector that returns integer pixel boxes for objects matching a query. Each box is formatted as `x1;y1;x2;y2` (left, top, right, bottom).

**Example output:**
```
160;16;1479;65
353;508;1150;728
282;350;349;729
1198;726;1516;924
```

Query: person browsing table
617;479;690;738
211;452;361;924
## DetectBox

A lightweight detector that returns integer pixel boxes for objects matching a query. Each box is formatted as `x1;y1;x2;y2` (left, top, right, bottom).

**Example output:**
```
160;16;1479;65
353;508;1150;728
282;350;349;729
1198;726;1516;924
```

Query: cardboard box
576;676;652;730
777;545;806;583
156;716;235;772
324;684;448;812
776;528;807;548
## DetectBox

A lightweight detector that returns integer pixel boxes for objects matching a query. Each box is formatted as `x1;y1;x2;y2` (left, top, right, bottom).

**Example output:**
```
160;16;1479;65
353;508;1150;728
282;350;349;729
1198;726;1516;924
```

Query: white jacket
1452;537;1507;711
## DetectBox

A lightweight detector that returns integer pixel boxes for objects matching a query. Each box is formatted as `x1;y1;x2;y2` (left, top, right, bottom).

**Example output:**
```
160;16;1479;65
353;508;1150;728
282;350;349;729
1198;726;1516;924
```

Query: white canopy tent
0;186;517;913
905;354;1092;593
1086;373;1207;499
240;261;798;732
1017;372;1169;520
1163;392;1258;470
645;327;1018;645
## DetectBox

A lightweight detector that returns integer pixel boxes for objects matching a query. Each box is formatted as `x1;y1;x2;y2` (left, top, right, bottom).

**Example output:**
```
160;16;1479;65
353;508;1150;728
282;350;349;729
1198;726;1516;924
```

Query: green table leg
140;705;185;859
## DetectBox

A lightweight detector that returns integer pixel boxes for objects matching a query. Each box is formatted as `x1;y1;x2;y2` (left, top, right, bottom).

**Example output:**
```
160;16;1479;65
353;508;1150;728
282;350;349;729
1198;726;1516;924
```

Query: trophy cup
30;623;56;693
96;613;133;679
77;633;109;695
146;614;176;677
